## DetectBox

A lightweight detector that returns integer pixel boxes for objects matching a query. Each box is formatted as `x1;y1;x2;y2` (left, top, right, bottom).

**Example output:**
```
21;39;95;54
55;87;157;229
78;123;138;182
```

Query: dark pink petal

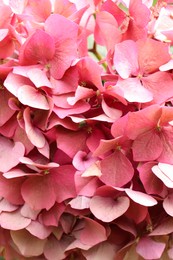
159;128;173;164
132;130;163;161
142;72;173;104
11;229;46;257
19;29;55;65
100;151;134;187
136;237;165;260
73;217;107;246
82;241;117;260
21;175;56;210
26;220;52;239
56;128;87;158
44;235;70;260
95;11;121;51
18;85;50;110
0;89;15;127
75;172;101;196
125;200;148;224
114;77;153;103
149;218;173;236
137;38;170;74
0;136;25;172
45;14;78;79
163;193;173;217
138;162;165;196
39;203;65;226
90;196;130;222
114;40;139;79
124;189;157;206
52;165;76;203
0;209;31;230
0;175;24;205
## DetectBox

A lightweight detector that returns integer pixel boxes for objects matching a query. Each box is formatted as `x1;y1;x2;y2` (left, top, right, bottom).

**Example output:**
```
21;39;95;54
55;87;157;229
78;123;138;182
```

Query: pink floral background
1;0;173;259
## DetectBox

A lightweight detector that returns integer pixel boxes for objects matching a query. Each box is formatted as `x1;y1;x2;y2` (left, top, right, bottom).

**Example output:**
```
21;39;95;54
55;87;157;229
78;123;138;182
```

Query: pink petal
0;136;25;172
136;237;165;260
129;0;150;27
72;151;96;171
0;209;31;230
132;130;163;161
142;71;173;104
0;198;18;213
18;85;50;110
11;229;46;257
124;189;158;206
100;151;134;187
25;0;51;21
90;196;130;222
137;38;170;74
19;29;55;65
20;203;40;220
114;40;139;79
81;162;102;177
101;98;122;120
163;194;173;217
21;175;56;210
26;220;52;239
94;11;121;51
45;14;78;79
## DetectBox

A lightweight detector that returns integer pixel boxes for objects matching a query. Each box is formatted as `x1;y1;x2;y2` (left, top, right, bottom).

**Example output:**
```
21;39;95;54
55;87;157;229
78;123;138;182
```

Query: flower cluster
1;0;173;259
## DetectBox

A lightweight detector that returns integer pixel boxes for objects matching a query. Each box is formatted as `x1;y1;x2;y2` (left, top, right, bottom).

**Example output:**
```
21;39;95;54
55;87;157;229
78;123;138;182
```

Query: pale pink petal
23;107;46;148
101;98;122;120
0;136;25;172
100;151;134;187
163;194;173;217
0;209;31;230
160;59;173;71
0;198;18;213
124;189;158;206
72;151;96;171
54;0;76;17
9;0;27;14
81;162;102;177
114;40;139;79
90;196;130;222
136;237;165;260
18;85;50;110
26;220;52;239
152;163;173;188
25;0;51;21
69;196;90;210
67;86;95;106
115;77;153;103
11;229;46;257
27;68;52;88
20;203;40;220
